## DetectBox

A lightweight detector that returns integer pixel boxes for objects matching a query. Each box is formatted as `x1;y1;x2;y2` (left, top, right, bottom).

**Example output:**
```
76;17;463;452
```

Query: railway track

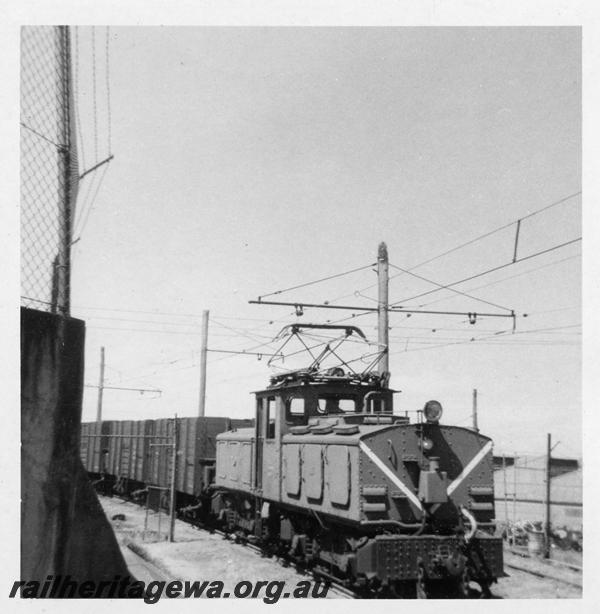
502;549;582;589
506;547;582;572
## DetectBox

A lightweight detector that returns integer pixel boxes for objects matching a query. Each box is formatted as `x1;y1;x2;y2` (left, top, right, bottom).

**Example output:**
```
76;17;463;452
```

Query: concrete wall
21;307;130;585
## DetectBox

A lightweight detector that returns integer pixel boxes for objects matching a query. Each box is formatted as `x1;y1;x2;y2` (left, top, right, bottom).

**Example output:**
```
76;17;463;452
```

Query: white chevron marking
447;440;493;496
359;441;423;511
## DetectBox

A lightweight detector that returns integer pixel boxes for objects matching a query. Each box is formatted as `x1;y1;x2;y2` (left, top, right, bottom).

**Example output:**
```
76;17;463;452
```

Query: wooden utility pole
377;242;389;377
96;346;105;423
198;310;209;417
472;388;479;432
544;433;552;558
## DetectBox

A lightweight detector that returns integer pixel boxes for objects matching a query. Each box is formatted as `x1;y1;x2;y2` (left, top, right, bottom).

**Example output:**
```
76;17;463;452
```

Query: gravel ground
98;495;582;600
494;566;581;599
492;550;582;598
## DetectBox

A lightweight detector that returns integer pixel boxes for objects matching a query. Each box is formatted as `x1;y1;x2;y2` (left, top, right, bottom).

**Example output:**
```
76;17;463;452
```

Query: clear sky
68;26;581;457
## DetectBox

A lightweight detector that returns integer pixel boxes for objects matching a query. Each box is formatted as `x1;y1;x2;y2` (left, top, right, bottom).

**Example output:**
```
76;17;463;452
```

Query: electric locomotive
213;324;503;598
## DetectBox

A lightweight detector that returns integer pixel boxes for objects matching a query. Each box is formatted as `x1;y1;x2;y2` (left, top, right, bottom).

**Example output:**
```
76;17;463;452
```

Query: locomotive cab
250;370;396;494
257;370;396;431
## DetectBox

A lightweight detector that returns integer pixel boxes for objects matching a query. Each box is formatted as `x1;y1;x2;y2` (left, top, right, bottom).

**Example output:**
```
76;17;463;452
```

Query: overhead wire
73;165;100;237
414;253;581;309
388;262;513;312
392;238;581;307
208;338;285;365
73;26;85;171
74;162;109;240
507;324;581;335
99;356;198;386
85;314;277;339
86;325;275;339
81;308;294;378
390;191;582;283
72;166;98;238
387;321;581;357
399;339;578;348
524;305;580;316
211;315;288;324
323;191;581;305
87;315;209;326
211;318;280;346
388;331;580;343
103;365;158;392
74;304;286;325
258;263;375;300
72;26;113;243
78;308;294;354
105;26;112;154
91;26;98;163
207;349;280;358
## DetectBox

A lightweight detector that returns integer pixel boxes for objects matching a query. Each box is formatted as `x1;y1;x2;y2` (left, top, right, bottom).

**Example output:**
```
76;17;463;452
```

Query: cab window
285;396;306;425
364;393;391;413
265;396;276;438
316;396;356;414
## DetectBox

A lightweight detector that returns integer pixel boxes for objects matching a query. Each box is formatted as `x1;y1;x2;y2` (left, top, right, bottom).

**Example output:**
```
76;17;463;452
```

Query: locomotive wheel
371;580;388;599
416;564;428;599
477;579;492;599
389;581;416;599
457;566;471;598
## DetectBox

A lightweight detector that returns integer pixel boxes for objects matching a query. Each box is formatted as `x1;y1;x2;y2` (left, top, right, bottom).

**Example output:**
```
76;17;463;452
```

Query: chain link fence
21;26;78;315
493;453;582;560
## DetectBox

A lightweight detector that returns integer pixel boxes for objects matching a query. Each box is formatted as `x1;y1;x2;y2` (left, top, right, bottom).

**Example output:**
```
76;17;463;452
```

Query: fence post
512;453;518;524
56;26;73;315
544;433;552;558
144;489;149;537
502;455;509;539
169;414;178;542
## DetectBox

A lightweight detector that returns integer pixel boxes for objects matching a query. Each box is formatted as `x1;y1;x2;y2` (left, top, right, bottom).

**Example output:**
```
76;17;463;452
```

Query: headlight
420;437;434;451
423;400;443;423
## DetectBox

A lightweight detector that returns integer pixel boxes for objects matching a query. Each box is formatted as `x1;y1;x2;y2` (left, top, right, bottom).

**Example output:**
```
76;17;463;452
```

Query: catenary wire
258;263;375;300
414;254;580;309
324;191;581;305
389;262;513;312
389;191;582;280
392;238;581;306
